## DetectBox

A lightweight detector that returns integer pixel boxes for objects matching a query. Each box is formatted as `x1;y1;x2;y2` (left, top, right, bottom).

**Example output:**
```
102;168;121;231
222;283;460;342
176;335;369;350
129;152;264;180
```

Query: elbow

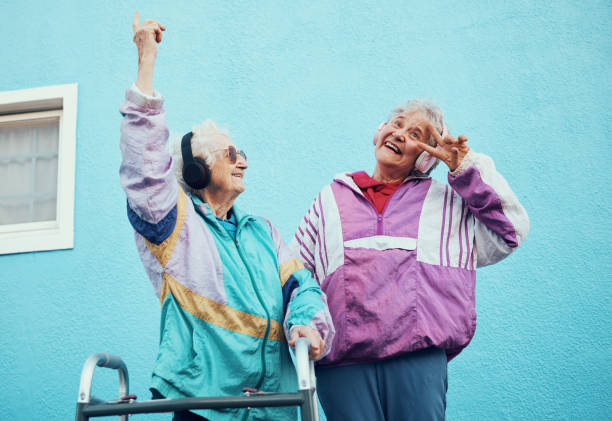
514;210;531;247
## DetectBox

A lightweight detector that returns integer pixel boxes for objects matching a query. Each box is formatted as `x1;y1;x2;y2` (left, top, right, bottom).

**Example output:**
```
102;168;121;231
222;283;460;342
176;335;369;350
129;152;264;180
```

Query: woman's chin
233;182;246;194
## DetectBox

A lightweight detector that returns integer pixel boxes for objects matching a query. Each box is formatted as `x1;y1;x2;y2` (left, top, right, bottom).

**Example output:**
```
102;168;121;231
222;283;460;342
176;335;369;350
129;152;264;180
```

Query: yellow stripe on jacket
160;273;285;342
279;258;304;287
144;187;188;267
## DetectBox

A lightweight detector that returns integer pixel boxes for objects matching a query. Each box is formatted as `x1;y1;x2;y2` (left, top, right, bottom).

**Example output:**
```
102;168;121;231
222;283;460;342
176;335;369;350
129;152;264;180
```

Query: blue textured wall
2;1;610;419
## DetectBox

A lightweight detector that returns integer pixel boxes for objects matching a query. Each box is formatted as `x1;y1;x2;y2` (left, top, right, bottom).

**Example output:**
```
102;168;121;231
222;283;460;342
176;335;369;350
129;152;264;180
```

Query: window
0;84;77;254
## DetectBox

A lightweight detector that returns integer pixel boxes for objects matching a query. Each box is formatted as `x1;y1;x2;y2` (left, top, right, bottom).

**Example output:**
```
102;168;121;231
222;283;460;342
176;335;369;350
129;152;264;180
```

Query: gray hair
388;99;445;176
170;119;230;193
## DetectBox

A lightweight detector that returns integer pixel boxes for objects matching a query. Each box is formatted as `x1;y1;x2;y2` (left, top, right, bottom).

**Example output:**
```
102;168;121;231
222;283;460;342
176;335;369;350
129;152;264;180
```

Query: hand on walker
289;326;325;360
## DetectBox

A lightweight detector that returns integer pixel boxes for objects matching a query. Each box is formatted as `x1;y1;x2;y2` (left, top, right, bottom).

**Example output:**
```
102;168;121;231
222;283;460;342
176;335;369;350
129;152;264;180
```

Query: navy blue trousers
316;348;448;421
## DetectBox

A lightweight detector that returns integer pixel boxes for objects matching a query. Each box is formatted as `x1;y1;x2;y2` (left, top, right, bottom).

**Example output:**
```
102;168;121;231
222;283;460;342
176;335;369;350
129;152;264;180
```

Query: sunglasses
212;145;247;164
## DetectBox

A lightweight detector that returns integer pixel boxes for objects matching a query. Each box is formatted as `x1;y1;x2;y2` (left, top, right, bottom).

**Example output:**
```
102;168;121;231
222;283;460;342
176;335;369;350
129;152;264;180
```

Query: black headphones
181;131;210;189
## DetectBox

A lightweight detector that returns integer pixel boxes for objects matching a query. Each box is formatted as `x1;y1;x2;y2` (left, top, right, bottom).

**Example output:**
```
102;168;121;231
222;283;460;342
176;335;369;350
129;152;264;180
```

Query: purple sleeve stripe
297;225;311;243
445;191;454;267
463;205;471;269
316;229;327;275
312;201;320;217
450;167;519;247
458;202;465;267
317;194;330;271
297;227;313;251
469;245;475;270
440;186;449;266
304;226;317;245
295;236;315;260
299;250;316;274
304;216;319;237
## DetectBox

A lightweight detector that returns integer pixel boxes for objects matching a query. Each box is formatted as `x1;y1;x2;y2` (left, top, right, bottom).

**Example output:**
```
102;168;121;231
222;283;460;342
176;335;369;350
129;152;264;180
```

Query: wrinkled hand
289;326;325;360
132;11;165;61
419;124;470;172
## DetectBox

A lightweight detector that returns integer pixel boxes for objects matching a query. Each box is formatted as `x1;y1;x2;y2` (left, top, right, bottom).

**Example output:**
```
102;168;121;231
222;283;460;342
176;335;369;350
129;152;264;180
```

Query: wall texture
1;1;610;419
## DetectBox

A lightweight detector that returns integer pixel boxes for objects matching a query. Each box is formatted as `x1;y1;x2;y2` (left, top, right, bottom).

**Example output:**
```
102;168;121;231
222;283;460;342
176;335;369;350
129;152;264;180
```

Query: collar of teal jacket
189;193;255;235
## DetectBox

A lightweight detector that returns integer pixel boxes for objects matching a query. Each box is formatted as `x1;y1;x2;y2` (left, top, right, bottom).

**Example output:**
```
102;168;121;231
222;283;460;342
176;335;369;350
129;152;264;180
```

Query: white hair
170;119;230;193
388;99;444;148
388;99;445;177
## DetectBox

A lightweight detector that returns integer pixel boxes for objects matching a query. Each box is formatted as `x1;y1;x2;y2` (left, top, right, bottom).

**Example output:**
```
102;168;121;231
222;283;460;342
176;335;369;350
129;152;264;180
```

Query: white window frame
0;84;77;254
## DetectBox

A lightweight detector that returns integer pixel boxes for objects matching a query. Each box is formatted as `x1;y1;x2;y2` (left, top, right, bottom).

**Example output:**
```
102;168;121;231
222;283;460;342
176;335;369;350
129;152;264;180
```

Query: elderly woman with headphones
291;101;530;420
119;14;334;421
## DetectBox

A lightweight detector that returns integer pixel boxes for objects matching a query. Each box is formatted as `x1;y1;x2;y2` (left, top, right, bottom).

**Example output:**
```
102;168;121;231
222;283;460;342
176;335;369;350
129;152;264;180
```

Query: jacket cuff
449;149;476;177
125;83;164;109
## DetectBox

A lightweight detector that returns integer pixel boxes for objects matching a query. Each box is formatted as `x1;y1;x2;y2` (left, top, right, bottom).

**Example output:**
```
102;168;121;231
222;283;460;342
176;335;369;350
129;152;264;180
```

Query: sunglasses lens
239;150;247;161
228;146;237;163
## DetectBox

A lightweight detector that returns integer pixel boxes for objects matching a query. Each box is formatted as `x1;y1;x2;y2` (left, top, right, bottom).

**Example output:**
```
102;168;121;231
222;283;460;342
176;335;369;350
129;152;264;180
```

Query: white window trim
0;83;77;254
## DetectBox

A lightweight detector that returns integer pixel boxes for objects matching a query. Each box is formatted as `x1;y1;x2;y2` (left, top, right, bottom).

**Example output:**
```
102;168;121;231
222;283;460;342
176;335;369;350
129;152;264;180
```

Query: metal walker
75;338;318;420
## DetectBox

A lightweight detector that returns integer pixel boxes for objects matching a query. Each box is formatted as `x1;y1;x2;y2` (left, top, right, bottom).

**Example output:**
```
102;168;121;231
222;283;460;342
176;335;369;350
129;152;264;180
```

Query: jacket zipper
335;177;408;235
234;231;271;392
191;200;272;417
376;184;404;234
192;199;271;421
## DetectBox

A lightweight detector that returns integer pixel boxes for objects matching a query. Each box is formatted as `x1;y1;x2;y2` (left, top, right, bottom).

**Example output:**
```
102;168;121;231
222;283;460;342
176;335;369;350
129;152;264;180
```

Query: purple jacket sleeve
289;194;322;280
266;219;335;359
119;85;179;244
448;150;530;267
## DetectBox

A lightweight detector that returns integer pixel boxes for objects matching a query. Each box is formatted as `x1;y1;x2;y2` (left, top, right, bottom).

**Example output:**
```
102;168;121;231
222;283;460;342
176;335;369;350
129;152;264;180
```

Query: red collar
349;171;403;189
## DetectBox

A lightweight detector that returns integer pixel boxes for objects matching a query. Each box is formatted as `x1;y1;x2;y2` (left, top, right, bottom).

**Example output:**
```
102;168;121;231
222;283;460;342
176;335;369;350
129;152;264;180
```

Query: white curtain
0;118;59;225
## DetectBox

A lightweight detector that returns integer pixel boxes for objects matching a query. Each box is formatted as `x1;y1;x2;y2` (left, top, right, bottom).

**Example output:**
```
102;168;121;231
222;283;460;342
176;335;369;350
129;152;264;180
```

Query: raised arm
119;13;178;245
132;11;165;95
419;126;530;266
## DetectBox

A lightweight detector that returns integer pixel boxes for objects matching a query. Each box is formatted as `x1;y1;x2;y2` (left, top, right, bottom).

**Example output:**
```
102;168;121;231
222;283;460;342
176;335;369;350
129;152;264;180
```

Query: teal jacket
119;86;334;420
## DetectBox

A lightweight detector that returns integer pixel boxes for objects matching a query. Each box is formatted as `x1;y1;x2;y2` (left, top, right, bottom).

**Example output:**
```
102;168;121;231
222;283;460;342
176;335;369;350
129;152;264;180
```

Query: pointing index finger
132;11;140;32
426;123;446;146
416;141;446;161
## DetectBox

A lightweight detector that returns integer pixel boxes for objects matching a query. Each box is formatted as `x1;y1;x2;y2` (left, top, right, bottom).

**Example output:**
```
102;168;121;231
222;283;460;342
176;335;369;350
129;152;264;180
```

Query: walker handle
77;353;129;404
295;338;315;391
96;352;124;370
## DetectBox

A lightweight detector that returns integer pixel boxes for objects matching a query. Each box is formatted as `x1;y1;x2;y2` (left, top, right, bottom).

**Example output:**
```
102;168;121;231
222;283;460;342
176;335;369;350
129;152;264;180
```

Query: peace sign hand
419;124;470;172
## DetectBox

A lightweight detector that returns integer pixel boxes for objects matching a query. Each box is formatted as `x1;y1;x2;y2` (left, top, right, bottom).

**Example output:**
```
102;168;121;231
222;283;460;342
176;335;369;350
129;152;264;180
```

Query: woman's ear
373;122;386;145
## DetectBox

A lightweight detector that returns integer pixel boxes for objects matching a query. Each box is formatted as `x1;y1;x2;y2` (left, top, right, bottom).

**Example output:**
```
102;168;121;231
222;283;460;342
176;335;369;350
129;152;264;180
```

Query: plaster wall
1;1;610;419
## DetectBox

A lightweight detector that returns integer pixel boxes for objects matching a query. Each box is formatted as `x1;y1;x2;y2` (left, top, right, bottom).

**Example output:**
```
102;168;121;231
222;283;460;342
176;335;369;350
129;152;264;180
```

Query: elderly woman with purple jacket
291;101;530;420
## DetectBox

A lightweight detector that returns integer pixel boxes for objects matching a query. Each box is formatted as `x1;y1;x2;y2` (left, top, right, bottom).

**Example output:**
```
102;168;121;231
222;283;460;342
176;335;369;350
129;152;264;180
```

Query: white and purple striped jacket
291;150;529;366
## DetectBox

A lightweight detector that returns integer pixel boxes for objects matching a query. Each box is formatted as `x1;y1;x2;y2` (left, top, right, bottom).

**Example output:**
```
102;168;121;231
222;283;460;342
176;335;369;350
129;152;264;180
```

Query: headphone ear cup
194;157;210;188
415;121;446;174
414;151;438;174
182;157;210;189
181;131;211;190
373;122;386;145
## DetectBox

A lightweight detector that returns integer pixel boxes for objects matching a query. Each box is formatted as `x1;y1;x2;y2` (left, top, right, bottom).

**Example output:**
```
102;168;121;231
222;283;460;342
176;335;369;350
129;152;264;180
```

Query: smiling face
373;111;431;181
206;134;248;198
